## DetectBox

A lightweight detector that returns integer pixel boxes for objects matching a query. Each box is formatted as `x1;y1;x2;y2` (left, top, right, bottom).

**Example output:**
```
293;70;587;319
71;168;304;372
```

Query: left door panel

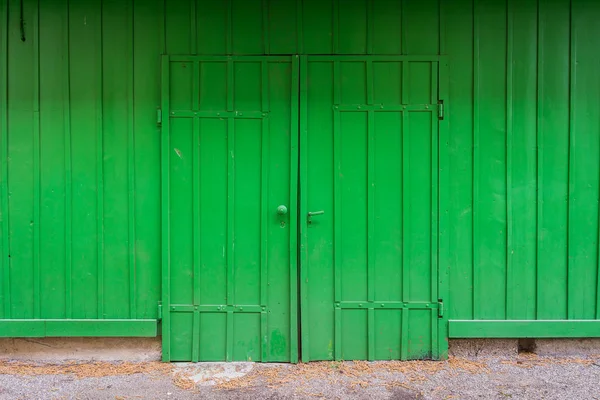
161;56;298;362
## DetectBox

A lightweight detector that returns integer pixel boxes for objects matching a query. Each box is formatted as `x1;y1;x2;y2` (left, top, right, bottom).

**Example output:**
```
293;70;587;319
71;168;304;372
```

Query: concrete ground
0;353;599;400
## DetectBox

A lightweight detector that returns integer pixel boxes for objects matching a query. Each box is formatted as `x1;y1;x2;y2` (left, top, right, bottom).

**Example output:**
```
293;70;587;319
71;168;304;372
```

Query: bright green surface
449;321;600;338
162;56;298;362
1;0;600;357
300;56;443;361
0;320;157;337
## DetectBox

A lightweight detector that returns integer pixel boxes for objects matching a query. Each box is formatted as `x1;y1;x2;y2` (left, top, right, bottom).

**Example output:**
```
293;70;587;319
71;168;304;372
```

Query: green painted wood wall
1;0;599;328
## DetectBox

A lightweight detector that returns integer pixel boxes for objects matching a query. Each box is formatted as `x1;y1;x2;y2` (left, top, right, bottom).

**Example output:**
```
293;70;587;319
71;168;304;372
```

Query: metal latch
438;101;444;120
157;303;163;320
157;108;162;126
438;300;444;318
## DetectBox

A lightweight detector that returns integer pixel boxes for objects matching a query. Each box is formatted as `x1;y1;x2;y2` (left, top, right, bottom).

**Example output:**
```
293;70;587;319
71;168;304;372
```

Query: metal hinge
157;303;163;320
438;300;444;318
157;108;162;126
438;100;444;120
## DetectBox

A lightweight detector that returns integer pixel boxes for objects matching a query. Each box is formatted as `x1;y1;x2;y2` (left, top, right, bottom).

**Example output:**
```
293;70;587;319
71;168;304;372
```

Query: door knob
277;205;288;215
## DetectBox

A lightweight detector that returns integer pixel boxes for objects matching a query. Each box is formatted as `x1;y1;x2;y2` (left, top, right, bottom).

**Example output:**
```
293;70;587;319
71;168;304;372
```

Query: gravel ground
0;354;599;399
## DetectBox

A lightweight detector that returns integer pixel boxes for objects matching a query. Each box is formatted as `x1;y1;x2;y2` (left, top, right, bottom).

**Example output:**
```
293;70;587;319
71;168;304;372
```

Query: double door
161;55;445;362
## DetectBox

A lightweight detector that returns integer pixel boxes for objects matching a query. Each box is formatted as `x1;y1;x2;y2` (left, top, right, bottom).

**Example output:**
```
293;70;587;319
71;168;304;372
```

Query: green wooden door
300;56;445;361
161;56;299;362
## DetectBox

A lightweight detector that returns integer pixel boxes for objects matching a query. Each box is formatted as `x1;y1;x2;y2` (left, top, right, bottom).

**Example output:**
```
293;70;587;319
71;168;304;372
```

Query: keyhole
280;221;286;228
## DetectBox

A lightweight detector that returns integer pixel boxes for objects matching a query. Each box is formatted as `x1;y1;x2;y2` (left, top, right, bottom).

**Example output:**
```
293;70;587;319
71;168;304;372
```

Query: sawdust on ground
0;354;597;393
211;358;491;391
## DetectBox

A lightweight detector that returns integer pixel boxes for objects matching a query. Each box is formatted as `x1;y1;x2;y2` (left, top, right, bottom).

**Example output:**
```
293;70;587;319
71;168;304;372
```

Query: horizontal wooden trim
168;55;292;62
0;319;158;338
306;55;447;62
449;320;600;338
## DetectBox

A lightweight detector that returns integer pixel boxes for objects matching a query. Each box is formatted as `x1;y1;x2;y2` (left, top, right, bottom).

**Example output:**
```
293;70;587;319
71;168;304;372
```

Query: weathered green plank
39;0;69;319
476;0;507;320
537;0;570;320
133;0;162;320
438;2;475;326
567;0;600;320
449;320;600;338
0;0;8;320
160;55;171;361
508;0;538;320
402;0;440;55
8;0;35;319
0;320;157;337
102;0;133;319
69;0;101;319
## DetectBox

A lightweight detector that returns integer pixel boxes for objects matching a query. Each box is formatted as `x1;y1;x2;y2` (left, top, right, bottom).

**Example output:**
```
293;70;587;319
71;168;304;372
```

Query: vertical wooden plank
438;57;450;358
299;55;309;361
444;0;474;321
366;60;375;361
127;0;136;320
38;0;70;320
400;0;406;55
69;0;101;319
472;0;481;319
260;61;269;361
366;0;374;54
333;60;341;360
227;0;233;54
430;63;439;359
165;0;191;55
133;0;162;319
302;0;333;54
102;0;130;319
332;0;340;54
196;1;227;55
262;0;270;54
32;0;41;319
289;55;299;363
477;0;508;320
63;0;73;319
439;0;446;55
190;0;197;54
403;0;440;55
337;0;367;54
191;110;200;359
568;0;600;320
367;109;374;359
371;0;401;55
95;0;105;319
191;61;200;362
0;0;8;319
231;0;263;54
401;110;409;350
268;0;297;54
510;0;538;321
400;309;409;360
160;55;170;361
296;0;303;54
8;0;35;319
567;0;576;320
225;59;235;360
537;0;570;320
506;0;514;319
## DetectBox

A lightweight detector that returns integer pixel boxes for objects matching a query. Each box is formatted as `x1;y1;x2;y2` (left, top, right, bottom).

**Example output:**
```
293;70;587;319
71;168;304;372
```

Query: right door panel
300;56;442;361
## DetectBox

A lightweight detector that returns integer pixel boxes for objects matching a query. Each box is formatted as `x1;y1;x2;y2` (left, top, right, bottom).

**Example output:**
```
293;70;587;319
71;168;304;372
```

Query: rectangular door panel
300;56;443;361
162;56;298;362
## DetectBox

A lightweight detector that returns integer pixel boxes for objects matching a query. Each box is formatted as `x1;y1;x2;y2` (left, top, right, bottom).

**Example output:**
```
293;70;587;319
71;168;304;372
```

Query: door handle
307;210;324;224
